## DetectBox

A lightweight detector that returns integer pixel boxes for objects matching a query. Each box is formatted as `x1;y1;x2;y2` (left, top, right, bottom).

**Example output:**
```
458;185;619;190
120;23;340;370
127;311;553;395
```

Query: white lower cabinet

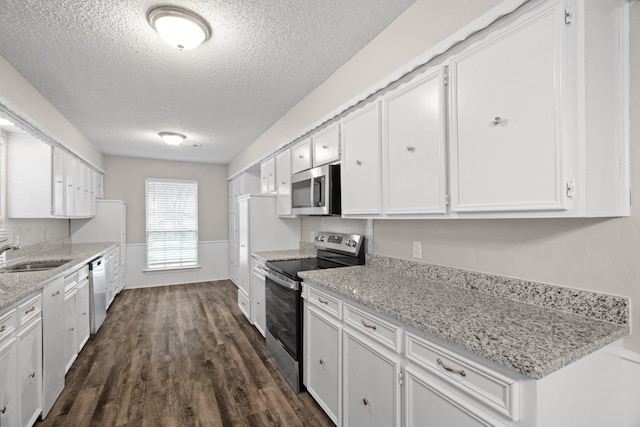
343;328;402;427
18;317;43;427
63;287;78;373
304;304;342;425
63;265;91;374
0;310;18;427
251;257;266;337
42;278;65;418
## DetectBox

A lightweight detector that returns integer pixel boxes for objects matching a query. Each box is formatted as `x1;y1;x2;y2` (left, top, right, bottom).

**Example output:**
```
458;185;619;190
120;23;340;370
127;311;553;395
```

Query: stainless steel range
263;231;365;392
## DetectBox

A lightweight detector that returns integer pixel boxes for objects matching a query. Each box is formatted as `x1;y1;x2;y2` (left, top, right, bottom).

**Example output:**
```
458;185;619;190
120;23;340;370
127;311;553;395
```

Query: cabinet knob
52;290;61;297
491;116;503;126
406;146;415;153
299;155;304;159
322;145;328;149
356;160;362;166
0;406;6;414
362;398;369;406
319;359;324;365
0;325;5;333
29;372;36;378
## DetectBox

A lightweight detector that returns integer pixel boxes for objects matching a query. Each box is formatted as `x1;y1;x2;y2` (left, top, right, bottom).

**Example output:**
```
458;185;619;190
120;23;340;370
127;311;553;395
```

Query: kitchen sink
0;259;72;273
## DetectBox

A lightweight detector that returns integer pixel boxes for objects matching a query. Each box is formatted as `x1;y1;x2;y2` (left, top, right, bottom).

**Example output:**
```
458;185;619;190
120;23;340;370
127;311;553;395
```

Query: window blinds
146;179;198;270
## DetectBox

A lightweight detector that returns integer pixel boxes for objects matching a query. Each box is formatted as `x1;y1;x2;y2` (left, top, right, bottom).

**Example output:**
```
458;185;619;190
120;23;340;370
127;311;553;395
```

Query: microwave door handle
309;179;315;207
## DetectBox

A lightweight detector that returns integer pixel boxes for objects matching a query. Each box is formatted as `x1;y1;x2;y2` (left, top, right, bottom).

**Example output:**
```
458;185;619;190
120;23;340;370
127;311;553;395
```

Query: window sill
143;265;202;274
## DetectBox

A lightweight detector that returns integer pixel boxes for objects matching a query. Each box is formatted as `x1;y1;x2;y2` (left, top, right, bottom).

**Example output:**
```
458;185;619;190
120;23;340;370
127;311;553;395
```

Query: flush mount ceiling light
148;6;211;50
159;131;186;146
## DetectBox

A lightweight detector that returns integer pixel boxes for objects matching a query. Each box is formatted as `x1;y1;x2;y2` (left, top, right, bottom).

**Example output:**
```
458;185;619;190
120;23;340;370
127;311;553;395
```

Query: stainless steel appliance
264;232;365;392
291;164;341;215
89;256;107;334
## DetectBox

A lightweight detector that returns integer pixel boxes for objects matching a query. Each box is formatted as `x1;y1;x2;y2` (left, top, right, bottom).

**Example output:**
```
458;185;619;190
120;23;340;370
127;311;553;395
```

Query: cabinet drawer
18;294;42;326
78;265;89;280
306;286;341;319
238;290;250;320
406;331;520;421
0;309;17;339
344;303;402;352
64;270;78;290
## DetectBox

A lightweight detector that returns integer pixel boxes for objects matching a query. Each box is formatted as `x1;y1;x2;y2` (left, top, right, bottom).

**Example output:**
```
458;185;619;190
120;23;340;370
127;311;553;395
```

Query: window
146;178;198;270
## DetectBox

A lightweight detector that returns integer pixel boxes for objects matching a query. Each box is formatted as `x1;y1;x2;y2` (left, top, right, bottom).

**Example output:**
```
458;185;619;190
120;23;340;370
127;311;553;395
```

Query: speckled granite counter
0;242;117;311
252;248;317;262
299;264;629;380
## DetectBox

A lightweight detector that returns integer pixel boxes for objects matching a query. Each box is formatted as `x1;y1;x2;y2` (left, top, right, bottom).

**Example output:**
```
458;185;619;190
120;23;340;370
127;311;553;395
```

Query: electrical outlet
310;231;315;242
412;241;422;259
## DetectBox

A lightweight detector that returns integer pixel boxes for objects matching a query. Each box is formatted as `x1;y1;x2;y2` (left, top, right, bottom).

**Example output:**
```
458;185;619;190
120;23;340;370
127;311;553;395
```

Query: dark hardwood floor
36;280;334;427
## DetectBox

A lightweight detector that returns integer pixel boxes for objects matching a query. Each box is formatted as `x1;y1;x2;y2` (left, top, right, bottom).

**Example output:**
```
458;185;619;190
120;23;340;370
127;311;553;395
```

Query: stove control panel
315;232;364;255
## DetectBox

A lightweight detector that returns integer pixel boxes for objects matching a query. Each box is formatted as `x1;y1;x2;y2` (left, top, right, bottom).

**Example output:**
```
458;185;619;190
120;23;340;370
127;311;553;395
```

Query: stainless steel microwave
291;164;341;215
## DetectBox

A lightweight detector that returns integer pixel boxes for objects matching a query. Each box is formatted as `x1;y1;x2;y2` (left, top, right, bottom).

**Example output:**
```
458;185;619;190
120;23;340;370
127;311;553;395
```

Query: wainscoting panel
125;241;229;289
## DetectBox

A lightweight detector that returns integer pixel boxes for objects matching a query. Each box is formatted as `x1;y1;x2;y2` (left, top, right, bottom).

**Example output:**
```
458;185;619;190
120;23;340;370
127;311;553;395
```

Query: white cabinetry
7;133;98;219
228;170;260;287
447;0;629;217
313;123;340;167
291;138;312;173
236;194;300;321
63;266;90;373
41;278;65;417
105;247;120;307
341;102;382;216
383;67;448;215
260;157;276;194
250;257;266;336
0;309;18;427
275;149;294;217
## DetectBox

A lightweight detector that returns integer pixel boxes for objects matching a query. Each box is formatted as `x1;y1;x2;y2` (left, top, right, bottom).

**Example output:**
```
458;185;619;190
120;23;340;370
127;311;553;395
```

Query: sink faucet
0;244;20;255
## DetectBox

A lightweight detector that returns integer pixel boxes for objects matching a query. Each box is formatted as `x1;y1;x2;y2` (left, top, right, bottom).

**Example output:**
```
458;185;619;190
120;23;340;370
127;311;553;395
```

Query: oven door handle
265;269;299;291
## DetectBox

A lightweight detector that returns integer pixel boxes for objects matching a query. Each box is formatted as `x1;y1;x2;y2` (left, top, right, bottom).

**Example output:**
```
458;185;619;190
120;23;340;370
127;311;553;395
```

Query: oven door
264;269;302;360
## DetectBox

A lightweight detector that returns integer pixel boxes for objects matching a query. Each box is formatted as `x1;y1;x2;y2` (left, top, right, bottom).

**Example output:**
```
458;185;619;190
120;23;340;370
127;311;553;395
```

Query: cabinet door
237;198;250;295
305;304;342;426
405;366;506;427
0;338;18;427
276;149;293;216
18;319;43;427
291;138;312;174
449;5;565;212
383;68;448;214
260;158;276;194
251;268;266;337
94;171;104;199
341;102;382;216
64;154;76;216
52;147;66;216
343;329;401;427
42;278;65;417
313;123;340;167
64;290;77;373
75;279;91;352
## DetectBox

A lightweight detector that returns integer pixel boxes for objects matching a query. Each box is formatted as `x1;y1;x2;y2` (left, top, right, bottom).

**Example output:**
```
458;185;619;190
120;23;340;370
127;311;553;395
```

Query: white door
343;329;401;427
0;338;18;427
313;123;340;167
18;319;42;427
305;305;342;426
341;102;382;216
275;149;293;216
384;68;448;214
404;366;506;427
449;5;564;212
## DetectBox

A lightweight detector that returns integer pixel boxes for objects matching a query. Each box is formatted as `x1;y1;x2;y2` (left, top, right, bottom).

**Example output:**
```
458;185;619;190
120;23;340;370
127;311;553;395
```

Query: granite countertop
299;265;628;380
252;248;317;262
0;242;118;311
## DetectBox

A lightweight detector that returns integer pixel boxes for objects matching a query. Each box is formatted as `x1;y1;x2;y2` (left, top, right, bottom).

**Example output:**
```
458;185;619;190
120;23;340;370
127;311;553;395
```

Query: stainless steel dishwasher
89;256;107;333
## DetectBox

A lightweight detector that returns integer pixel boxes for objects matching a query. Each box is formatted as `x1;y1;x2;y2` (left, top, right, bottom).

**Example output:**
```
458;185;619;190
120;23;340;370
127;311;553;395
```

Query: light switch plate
412;241;422;259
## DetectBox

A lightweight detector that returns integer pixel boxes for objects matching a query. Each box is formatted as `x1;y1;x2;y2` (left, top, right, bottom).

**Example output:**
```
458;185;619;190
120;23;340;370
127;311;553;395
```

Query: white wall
103;155;229;288
227;0;640;362
0;54;103;168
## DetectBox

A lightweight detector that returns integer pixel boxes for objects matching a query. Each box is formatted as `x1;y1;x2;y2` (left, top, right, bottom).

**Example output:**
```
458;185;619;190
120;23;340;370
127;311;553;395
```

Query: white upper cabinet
449;3;564;213
448;0;629;217
52;147;66;217
341;102;383;216
291;138;312;174
383;67;448;215
275;149;294;217
313;123;340;167
260;157;276;194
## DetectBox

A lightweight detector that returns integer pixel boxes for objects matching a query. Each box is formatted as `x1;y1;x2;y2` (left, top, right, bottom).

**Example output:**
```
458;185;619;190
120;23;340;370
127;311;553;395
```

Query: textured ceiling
0;0;416;164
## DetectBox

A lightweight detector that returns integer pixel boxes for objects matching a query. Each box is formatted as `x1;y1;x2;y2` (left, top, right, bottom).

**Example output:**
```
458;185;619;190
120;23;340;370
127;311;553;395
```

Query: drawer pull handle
29;372;36;378
0;406;5;414
322;144;328;149
491;116;502;126
361;320;377;330
0;325;6;333
362;398;369;406
52;291;61;297
318;298;329;305
319;359;324;365
437;358;466;377
25;306;37;314
356;160;362;166
406;145;416;153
